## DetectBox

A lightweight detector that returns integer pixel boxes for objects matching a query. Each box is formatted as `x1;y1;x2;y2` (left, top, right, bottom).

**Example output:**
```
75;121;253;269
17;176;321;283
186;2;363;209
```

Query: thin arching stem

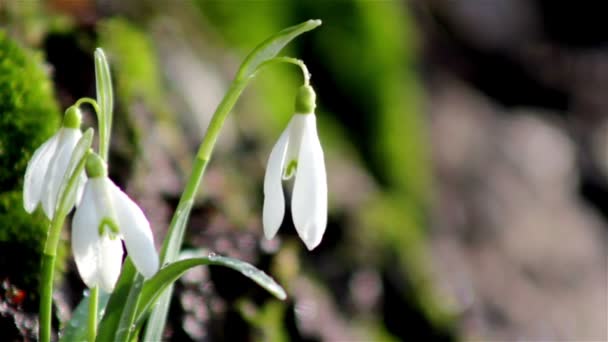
257;56;311;85
75;97;107;161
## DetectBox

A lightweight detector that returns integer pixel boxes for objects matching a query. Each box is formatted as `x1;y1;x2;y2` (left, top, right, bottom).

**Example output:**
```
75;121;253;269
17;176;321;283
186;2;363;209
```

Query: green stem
39;211;66;341
160;80;248;261
75;97;107;162
75;97;101;117
39;253;56;342
258;57;310;85
88;286;99;342
146;79;249;342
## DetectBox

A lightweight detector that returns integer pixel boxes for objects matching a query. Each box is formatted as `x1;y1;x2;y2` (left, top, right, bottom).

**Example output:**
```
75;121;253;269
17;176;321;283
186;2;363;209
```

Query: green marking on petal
284;160;298;179
98;217;120;237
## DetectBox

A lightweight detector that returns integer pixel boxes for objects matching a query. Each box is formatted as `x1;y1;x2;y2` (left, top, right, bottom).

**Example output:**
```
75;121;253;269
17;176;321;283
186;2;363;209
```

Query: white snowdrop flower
72;154;159;291
23;107;86;220
263;85;328;250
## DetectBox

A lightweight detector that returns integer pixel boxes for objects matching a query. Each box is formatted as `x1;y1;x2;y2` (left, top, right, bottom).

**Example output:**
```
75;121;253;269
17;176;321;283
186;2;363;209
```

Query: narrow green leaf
236;19;321;81
59;291;110;342
95;258;136;342
144;196;195;342
135;253;286;328
159;198;195;262
114;274;144;342
94;48;113;161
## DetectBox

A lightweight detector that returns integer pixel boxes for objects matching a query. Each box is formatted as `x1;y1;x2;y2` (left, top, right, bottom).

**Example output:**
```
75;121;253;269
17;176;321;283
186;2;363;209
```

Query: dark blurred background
0;0;606;341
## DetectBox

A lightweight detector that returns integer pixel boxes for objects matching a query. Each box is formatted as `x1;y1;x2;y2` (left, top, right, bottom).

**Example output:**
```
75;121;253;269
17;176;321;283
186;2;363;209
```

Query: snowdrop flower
23;106;85;220
72;153;158;291
263;85;327;250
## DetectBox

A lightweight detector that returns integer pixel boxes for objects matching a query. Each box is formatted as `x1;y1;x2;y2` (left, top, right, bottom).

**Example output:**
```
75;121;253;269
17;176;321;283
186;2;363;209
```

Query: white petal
291;115;327;250
263;127;289;240
108;179;158;278
72;180;103;288
98;234;124;292
72;179;123;291
23;131;59;213
42;128;82;219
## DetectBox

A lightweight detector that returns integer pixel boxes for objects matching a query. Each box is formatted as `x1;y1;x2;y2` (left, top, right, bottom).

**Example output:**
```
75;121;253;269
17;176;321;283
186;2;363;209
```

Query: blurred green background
1;1;606;341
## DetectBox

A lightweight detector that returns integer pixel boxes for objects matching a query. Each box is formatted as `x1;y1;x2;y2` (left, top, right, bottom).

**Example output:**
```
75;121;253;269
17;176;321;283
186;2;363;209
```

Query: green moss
0;31;63;305
0;30;61;192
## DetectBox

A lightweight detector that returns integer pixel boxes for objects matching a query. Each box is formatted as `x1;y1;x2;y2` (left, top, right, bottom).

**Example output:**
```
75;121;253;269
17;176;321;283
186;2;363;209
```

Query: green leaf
136;253;286;328
143;196;195;341
59;291;110;342
95;257;136;342
114;274;144;342
236;19;321;81
94;48;114;161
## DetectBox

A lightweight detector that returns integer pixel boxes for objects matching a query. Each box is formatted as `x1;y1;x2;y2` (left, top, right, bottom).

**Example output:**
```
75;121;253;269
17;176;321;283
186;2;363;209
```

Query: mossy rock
0;30;62;308
0;30;60;191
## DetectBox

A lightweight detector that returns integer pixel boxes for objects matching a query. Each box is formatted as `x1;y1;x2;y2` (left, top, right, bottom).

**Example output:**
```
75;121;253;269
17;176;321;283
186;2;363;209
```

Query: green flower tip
62;106;82;129
94;47;106;60
295;84;316;114
308;19;322;27
85;153;107;178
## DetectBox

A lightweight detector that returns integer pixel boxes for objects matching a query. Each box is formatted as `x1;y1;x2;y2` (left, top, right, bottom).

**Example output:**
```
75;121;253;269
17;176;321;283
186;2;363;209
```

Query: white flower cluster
24;108;158;291
23;83;328;292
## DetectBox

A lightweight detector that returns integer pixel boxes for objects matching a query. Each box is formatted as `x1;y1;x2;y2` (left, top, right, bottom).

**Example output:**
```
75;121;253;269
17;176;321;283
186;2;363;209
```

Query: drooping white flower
72;154;159;291
23;107;86;220
263;85;328;250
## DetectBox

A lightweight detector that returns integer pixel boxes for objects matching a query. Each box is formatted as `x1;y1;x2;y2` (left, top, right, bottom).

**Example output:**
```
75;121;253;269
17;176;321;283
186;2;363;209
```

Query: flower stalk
87;286;99;342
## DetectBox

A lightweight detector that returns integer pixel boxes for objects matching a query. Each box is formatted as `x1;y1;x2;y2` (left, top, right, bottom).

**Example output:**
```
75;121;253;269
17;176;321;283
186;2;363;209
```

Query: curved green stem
75;97;101;116
75;97;108;163
160;79;248;261
88;286;99;342
258;56;311;85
